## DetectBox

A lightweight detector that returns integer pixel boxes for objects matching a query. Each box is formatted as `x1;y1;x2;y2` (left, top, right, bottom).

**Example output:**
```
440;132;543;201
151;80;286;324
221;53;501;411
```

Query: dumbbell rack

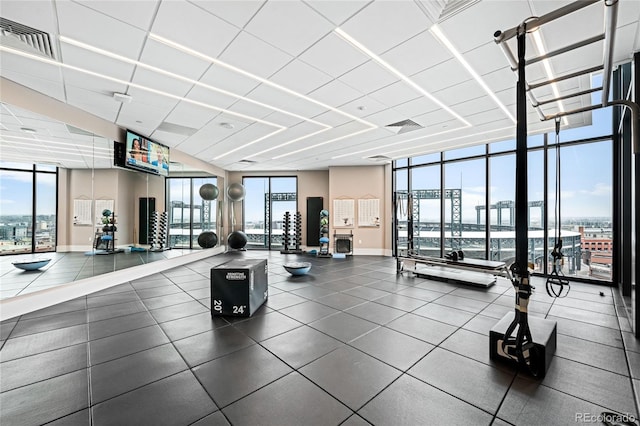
280;211;303;254
149;211;170;252
318;210;332;258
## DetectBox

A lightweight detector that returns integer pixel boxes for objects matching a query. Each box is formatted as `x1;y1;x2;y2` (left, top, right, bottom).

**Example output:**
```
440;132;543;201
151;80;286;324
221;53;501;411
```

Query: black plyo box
211;259;268;317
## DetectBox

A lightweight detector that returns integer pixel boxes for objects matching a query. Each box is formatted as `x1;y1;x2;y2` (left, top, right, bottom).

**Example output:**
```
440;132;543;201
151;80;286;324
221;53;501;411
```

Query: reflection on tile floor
0;251;637;425
0;249;197;299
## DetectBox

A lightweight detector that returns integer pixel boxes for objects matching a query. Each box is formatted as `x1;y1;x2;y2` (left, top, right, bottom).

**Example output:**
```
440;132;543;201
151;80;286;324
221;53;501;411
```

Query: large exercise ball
197;231;218;249
199;183;219;201
227;183;246;202
227;230;248;250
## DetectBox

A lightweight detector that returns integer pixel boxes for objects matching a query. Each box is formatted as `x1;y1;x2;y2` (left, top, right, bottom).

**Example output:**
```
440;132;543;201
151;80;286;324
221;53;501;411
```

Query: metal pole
528;65;604;90
515;27;529;276
601;0;619;105
526;34;604;66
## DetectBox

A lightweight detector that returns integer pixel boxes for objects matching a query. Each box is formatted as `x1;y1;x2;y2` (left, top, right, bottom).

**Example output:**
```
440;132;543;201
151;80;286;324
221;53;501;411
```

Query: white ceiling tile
131;67;195;99
338;60;398;95
269;59;333;95
140;40;212;81
413;109;459;128
60;43;135;82
0;51;63;87
121;86;179;118
198;64;260;98
260;111;305;128
435;80;486;107
304;0;371;26
465;107;511;127
299;32;369;78
339;1;433;54
463;42;511;77
360;108;410;129
219;31;293;78
65;86;120;123
62;67;128;98
224;99;282;123
56;1;146;59
612;23;638;65
368;81;421;108
340;95;388;119
163;102;218;130
148;129;189;147
151;1;240;59
184;86;248;121
382;30;450;77
190;0;265;29
308;110;352;127
244;84;310;114
308;79;364;108
392;97;439;120
411;59;471;93
244;1;333;56
0;1;58;36
76;0;159;32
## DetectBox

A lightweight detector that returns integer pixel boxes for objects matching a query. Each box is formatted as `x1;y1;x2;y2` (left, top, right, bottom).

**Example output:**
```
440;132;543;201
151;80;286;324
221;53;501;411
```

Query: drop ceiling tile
225;99;284;123
306;110;352;127
411;59;471;93
308;79;364;108
465;107;510;127
77;0;159;32
65;86;120;123
191;0;265;29
0;51;62;84
62;68;128;99
244;84;309;115
463;42;511;77
304;0;370;26
131;67;195;101
338;60;398;95
184;85;241;115
392;97;440;121
482;68;517;94
369;81;422;109
1;70;65;103
244;1;333;56
382;30;450;77
339;95;389;120
140;40;212;81
195;122;274;158
451;95;499;118
56;1;146;59
218;31;293;79
198;64;260;98
60;44;136;82
269;59;333;96
614;24;639;65
260;111;305;128
362;108;412;129
151;1;239;59
339;1;433;55
299;32;369;78
149;130;189;147
434;79;486;106
163;103;217;130
120;87;179;119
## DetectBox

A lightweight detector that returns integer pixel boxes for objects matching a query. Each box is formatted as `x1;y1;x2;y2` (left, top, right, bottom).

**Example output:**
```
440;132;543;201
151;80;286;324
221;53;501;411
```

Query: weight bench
397;252;512;288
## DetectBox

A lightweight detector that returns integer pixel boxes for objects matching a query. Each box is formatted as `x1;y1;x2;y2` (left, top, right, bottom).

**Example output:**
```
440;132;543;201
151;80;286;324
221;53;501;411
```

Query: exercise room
0;1;638;425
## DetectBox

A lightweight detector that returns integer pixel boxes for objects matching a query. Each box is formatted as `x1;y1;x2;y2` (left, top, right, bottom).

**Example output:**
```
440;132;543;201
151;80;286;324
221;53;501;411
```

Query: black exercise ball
199;183;219;201
227;230;248;250
197;231;218;249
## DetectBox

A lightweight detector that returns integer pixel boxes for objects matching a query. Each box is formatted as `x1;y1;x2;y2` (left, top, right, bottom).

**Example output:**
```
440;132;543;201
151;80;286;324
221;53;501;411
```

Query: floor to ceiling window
0;162;57;255
243;176;297;250
167;177;217;249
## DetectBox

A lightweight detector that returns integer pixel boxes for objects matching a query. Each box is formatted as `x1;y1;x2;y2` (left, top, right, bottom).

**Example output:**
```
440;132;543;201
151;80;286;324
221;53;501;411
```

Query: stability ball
197;231;218;249
227;230;248;250
199;183;219;201
227;183;246;202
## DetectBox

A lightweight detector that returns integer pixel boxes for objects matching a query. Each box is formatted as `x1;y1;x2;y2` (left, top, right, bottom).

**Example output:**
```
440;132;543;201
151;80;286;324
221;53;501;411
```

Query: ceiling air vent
0;17;55;59
156;122;198;137
66;124;95;136
238;159;256;164
417;0;480;23
367;155;392;162
385;119;424;134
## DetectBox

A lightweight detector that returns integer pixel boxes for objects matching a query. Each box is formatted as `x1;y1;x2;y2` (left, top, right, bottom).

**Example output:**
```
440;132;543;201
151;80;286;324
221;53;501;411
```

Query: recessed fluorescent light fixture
429;24;516;124
334;27;470;127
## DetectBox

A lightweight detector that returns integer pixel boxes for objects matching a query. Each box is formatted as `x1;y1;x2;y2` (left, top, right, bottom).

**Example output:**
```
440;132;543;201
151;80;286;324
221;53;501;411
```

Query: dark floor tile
148;299;210;323
231;311;303;341
0;320;16;340
542;357;635;415
222;372;352;426
264;292;308;310
134;284;184;300
11;309;87;338
46;409;90;425
439;327;497;367
91;370;217;426
90;343;188;404
21;299;87;320
0;324;88;362
343;285;390;301
190;411;231;426
386;313;457;345
341;414;372;426
373;293;427;312
141;292;194;310
86;291;140;308
622;330;640;353
194;344;293;408
364;279;409;293
0;369;88;426
344;301;406;325
397;286;445;302
358;374;493;425
300;345;401;410
626;350;640;380
432;294;490;314
89;325;169;365
548;305;619;330
409;347;514;413
412;302;475;327
549;315;624;349
87;300;148;323
310;312;378;343
556;334;628;375
317;292;368;310
350;326;434;371
279;301;339;324
89;283;135;296
88;311;157;341
130;276;175;290
0;343;87;392
290;285;337;300
498;375;615;426
554;296;618;316
173;326;255;367
261;325;344;369
449;287;501;303
159;312;228;341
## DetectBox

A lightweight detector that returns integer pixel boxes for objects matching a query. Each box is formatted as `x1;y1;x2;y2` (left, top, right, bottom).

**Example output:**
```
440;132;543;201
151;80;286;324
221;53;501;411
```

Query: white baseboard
0;246;226;321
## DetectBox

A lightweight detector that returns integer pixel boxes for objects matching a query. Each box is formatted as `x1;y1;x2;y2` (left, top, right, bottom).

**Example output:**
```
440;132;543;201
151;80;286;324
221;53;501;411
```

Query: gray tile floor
0;251;637;426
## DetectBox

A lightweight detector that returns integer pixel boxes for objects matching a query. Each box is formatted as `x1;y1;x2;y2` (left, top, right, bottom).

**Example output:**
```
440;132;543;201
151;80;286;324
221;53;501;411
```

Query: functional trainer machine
490;0;639;378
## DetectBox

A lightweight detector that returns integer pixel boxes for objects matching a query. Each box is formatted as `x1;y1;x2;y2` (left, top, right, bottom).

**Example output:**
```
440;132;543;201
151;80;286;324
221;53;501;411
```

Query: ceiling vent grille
367;155;392;163
156;122;198;137
238;159;256;164
0;18;55;59
385;119;424;134
417;0;480;23
66;124;95;137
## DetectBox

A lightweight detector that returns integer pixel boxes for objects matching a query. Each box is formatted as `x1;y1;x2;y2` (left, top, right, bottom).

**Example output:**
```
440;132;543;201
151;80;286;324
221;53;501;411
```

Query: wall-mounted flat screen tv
124;129;169;177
